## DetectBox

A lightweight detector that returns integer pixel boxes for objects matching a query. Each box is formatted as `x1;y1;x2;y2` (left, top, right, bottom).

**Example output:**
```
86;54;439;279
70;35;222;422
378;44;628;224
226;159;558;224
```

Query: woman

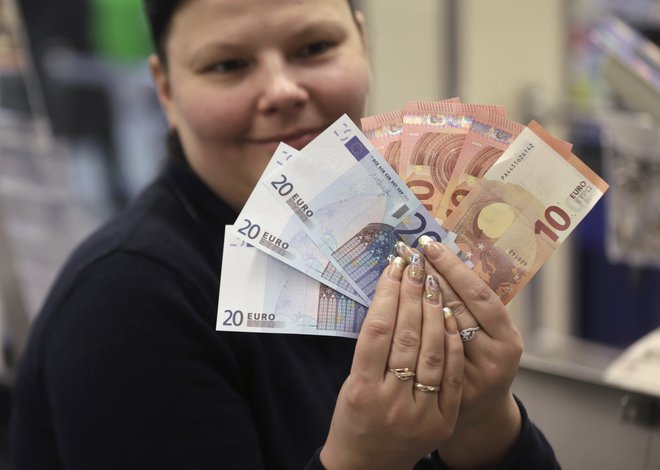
11;0;559;468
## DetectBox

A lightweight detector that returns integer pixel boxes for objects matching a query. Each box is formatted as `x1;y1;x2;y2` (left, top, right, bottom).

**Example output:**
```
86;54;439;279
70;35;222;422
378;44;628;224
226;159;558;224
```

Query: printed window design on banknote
317;285;368;333
329;223;397;303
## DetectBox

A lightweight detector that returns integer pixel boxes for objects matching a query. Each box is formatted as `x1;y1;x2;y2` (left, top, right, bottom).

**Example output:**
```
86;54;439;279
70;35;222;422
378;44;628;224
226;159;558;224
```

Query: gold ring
414;382;441;393
388;368;416;381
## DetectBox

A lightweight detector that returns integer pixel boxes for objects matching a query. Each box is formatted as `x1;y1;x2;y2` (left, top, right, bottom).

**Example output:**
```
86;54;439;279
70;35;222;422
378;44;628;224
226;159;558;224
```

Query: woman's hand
421;238;524;469
320;252;465;470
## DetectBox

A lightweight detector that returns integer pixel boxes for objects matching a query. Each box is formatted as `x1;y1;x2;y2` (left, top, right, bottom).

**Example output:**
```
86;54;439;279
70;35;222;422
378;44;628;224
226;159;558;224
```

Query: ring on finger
459;326;482;343
413;382;441;393
388;368;416;381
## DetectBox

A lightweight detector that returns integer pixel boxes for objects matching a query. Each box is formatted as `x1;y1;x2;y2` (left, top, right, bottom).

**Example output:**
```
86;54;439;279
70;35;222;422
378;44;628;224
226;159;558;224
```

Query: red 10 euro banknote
363;102;608;304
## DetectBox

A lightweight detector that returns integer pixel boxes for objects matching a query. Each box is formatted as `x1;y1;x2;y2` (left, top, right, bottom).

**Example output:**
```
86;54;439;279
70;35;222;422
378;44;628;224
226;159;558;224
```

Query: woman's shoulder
11;184;243;451
37;170;226;333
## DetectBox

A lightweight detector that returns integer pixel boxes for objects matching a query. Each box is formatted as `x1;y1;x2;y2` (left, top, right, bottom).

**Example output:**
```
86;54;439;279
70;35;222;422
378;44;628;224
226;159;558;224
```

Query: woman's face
151;0;371;210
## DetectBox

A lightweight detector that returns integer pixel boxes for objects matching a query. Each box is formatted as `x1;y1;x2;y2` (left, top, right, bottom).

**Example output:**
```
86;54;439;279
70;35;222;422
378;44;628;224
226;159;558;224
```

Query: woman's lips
252;128;323;151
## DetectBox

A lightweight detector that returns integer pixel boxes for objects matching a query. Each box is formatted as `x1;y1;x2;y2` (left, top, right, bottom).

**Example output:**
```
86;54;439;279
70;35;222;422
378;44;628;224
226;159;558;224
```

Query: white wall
456;0;567;125
361;0;448;114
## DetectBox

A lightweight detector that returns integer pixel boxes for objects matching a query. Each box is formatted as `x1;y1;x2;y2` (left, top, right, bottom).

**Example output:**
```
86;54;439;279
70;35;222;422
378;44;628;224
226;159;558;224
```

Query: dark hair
142;0;179;64
143;0;357;65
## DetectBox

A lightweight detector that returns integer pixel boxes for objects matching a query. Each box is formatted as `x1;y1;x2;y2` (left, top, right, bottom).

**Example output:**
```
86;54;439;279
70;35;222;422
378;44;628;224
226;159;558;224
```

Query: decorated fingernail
408;253;425;282
443;306;454;319
388;256;406;280
417;235;434;251
424;274;440;303
423;240;446;260
394;241;415;263
386;254;396;265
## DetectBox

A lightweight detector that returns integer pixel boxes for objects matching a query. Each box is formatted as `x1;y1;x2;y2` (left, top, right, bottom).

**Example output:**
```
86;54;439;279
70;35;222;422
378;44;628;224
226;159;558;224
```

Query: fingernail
408;253;425;282
388;256;405;280
444;310;458;335
394;241;415;263
424;241;446;261
417;235;434;251
442;306;453;319
424;274;440;303
386;254;396;265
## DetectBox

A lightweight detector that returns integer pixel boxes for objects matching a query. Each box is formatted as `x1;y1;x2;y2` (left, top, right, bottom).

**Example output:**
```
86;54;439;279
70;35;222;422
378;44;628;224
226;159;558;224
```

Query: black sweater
11;158;559;469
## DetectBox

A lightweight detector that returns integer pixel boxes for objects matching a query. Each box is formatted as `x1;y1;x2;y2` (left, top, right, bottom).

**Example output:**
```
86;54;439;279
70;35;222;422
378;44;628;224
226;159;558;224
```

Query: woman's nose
256;58;309;114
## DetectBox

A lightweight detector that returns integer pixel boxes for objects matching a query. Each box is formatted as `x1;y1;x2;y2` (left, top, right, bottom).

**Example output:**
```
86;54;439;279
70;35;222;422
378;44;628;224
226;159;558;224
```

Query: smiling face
150;0;371;210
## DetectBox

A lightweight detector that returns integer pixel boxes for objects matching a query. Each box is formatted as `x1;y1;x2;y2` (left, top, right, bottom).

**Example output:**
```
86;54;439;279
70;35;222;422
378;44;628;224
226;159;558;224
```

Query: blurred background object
0;1;165;466
600;111;660;269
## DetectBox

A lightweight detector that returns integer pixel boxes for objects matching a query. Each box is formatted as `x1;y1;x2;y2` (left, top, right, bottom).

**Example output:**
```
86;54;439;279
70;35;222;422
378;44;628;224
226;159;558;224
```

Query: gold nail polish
388;256;406;280
408;253;425;282
417;235;434;251
443;306;453;319
394;241;414;263
386;254;396;265
424;274;440;302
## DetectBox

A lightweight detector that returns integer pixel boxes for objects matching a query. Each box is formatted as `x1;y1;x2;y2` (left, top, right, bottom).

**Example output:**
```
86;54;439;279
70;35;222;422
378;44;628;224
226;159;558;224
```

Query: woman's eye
298;41;333;58
209;59;249;74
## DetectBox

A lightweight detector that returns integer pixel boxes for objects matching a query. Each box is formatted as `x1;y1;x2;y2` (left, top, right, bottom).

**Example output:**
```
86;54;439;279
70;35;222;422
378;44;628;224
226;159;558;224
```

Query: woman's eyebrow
185;40;247;67
184;19;348;66
285;20;345;40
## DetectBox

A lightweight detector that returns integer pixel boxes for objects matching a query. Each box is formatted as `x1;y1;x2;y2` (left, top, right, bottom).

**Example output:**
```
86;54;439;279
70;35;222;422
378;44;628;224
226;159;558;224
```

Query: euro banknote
438;111;525;221
398;101;505;220
232;142;366;305
217;227;366;338
361;109;403;174
443;121;609;304
262;114;469;302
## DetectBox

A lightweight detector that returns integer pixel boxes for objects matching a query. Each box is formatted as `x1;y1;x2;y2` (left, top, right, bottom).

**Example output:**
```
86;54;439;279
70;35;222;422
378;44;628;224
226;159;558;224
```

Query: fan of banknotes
216;99;609;338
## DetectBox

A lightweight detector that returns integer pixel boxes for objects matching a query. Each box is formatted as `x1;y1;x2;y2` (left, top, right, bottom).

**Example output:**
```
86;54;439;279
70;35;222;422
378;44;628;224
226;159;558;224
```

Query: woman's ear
353;10;372;98
354;10;368;51
149;54;177;130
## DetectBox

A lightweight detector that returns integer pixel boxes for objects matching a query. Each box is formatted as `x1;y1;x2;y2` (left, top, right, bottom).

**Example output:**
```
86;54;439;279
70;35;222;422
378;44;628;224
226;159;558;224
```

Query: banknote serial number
500;142;534;181
506;249;529;267
367;154;405;196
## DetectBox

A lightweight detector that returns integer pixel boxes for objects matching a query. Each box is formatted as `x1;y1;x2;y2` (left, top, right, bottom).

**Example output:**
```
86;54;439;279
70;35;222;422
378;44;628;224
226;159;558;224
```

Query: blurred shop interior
0;0;659;468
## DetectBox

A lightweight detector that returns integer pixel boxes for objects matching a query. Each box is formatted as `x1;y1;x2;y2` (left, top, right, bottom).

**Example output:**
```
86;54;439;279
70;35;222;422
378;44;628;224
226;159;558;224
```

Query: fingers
386;252;425;384
351;257;405;383
412;274;446;401
421;264;485;353
346;243;465;458
412;272;464;418
420;240;512;339
352;241;471;410
437;310;463;420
